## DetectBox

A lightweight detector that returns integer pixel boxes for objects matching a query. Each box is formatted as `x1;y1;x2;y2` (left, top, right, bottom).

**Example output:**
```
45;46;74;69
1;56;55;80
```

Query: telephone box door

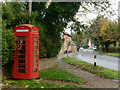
32;35;39;77
14;36;28;78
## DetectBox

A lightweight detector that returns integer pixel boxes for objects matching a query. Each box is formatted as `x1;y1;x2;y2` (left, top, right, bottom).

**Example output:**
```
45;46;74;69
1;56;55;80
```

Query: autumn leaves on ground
3;68;86;88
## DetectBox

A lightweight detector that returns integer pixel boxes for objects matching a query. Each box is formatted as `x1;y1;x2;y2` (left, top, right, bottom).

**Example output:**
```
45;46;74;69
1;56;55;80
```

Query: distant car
93;46;97;50
64;50;67;54
64;50;72;54
80;47;84;50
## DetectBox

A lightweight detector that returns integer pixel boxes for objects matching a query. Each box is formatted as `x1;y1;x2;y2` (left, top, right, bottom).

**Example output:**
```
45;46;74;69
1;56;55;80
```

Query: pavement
58;53;119;88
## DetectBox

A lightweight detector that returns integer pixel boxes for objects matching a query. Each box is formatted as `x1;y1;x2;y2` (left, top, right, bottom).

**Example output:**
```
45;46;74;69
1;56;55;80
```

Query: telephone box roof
17;24;36;28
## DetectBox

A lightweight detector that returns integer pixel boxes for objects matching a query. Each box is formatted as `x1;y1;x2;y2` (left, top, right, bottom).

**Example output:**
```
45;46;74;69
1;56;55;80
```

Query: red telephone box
13;24;39;79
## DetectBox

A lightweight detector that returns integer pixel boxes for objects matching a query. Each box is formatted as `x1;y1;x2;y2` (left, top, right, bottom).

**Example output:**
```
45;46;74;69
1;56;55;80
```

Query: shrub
2;28;15;65
98;45;103;51
108;46;120;53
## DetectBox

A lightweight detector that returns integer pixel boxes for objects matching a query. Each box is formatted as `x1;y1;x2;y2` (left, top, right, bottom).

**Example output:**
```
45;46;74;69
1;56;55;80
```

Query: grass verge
3;80;83;88
96;50;120;58
62;57;119;80
106;53;120;58
3;68;87;88
40;68;86;84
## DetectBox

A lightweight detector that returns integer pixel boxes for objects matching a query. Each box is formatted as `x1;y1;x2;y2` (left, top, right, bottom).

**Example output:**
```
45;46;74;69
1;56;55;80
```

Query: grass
63;57;119;80
106;53;120;57
3;68;87;88
96;50;120;58
4;80;83;88
40;68;86;83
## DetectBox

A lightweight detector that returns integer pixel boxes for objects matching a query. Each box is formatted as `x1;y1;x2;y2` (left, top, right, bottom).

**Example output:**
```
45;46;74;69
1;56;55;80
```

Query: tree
71;33;82;47
109;21;118;46
2;2;29;65
99;18;111;52
118;17;120;46
28;2;81;57
2;1;114;64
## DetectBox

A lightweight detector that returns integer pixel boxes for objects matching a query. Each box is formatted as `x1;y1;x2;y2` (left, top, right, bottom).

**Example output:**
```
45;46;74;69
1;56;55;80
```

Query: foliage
63;57;119;80
2;30;15;65
2;2;29;29
99;19;118;51
2;2;29;65
108;46;120;53
2;2;81;64
88;15;119;52
118;17;120;46
2;23;15;65
2;2;115;64
71;33;82;46
40;68;86;83
27;2;81;58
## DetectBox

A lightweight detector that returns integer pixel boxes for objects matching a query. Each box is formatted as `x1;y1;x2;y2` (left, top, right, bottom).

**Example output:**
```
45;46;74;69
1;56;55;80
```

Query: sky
65;0;120;34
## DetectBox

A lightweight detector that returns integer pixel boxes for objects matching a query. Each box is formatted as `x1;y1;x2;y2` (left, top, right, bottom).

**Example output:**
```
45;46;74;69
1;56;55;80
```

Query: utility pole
29;0;32;23
67;41;68;57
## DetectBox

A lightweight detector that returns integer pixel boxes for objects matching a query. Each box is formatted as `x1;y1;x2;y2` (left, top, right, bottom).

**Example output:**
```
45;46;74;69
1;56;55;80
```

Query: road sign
65;36;71;42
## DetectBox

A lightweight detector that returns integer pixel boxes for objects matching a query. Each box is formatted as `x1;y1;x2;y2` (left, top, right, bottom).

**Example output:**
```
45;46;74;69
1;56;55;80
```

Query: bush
2;28;15;65
108;46;120;53
98;45;103;51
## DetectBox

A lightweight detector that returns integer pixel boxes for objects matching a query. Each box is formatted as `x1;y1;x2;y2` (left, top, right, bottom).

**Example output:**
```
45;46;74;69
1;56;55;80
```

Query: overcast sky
65;0;120;34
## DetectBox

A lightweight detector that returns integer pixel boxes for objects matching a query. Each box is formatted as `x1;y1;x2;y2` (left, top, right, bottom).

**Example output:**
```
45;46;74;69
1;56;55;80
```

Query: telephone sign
16;29;29;32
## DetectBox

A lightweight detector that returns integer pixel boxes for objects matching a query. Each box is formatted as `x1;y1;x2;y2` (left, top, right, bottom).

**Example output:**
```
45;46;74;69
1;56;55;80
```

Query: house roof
62;31;72;37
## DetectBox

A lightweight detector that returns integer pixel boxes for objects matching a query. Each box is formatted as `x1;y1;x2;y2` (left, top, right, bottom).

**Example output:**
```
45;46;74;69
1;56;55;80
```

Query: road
73;49;119;71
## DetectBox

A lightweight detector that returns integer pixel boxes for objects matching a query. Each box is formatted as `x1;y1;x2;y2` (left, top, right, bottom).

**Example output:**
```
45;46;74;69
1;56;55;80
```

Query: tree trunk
105;44;109;52
113;41;116;47
102;44;104;51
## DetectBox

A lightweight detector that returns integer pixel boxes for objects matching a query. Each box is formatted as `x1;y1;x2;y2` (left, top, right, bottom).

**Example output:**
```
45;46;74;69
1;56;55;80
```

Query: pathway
58;55;119;88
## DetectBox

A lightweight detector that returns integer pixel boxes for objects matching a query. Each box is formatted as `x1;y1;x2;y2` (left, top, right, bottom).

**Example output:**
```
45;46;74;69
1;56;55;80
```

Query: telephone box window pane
34;55;37;59
34;37;38;40
33;64;37;68
18;60;25;63
19;36;26;40
18;69;25;73
18;55;25;58
19;50;25;54
19;46;26;49
19;64;25;68
34;46;37;49
34;51;37;54
19;41;27;45
34;41;37;45
34;60;37;63
32;30;38;33
34;69;37;73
